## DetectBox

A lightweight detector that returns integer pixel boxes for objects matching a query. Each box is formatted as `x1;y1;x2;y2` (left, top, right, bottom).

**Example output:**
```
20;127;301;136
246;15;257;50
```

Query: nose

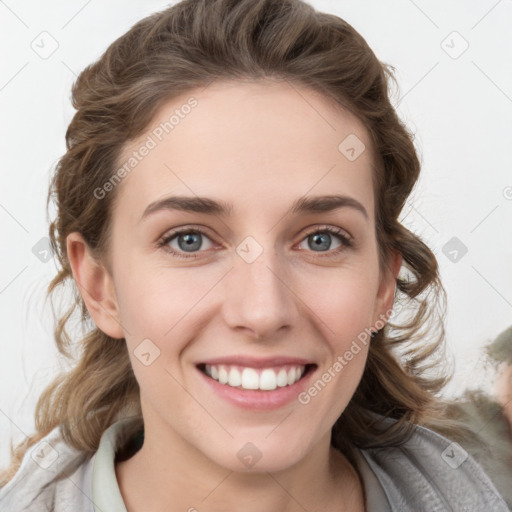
222;245;299;341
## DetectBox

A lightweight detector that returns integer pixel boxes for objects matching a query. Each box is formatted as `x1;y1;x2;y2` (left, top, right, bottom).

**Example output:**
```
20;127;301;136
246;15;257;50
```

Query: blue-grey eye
180;233;201;251
301;231;343;252
168;230;214;253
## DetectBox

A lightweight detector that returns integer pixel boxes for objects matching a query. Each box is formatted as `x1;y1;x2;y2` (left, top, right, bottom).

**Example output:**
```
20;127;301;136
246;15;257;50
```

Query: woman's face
84;80;398;472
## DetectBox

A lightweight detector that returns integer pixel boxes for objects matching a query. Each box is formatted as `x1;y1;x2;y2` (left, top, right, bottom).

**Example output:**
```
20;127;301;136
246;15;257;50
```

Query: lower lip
197;366;315;410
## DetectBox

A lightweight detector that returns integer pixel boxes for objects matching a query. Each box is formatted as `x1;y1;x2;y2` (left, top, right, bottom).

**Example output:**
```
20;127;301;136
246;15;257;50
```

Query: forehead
113;80;375;224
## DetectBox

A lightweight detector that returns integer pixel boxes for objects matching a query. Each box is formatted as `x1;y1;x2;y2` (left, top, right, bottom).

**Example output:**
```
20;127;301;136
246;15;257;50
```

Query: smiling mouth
197;363;316;391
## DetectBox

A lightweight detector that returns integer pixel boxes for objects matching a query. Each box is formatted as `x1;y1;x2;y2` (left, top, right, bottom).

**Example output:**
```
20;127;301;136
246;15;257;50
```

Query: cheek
297;264;379;335
294;269;377;417
111;270;207;398
114;259;212;339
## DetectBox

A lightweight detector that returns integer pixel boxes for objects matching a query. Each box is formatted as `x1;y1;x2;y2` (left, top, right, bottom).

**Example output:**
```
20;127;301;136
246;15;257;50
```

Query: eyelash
157;225;354;260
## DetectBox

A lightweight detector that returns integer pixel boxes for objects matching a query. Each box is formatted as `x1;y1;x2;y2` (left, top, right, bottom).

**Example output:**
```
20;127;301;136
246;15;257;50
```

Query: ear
66;232;125;339
372;249;402;328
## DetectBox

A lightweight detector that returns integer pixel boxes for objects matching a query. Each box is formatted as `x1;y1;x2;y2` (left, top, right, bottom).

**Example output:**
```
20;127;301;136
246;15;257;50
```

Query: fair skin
67;79;401;512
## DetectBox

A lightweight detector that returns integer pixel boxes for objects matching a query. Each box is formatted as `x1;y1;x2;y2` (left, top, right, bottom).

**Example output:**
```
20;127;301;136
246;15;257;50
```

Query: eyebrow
140;194;369;222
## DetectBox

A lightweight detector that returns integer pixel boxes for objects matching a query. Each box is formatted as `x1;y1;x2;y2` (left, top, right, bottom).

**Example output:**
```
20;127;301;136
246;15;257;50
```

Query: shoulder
0;425;95;512
356;420;510;511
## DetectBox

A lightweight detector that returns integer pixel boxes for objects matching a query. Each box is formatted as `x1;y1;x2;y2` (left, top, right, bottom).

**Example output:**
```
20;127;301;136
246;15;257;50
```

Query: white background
1;0;511;467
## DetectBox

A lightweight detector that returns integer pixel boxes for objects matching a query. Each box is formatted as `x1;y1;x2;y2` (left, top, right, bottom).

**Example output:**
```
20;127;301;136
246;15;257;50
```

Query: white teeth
228;367;241;387
218;365;229;384
276;368;288;387
241;368;259;390
202;364;306;391
260;369;277;391
287;367;296;385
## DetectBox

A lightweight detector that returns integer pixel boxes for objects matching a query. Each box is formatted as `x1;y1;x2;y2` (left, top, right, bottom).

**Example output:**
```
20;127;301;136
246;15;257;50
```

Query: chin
202;435;314;474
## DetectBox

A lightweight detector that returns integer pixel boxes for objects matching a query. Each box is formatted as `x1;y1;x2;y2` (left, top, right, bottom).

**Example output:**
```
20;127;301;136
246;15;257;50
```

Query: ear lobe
374;250;402;326
66;232;125;339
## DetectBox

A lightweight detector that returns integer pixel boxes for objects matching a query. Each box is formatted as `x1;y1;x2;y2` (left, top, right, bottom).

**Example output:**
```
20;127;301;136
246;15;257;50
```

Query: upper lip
197;356;315;368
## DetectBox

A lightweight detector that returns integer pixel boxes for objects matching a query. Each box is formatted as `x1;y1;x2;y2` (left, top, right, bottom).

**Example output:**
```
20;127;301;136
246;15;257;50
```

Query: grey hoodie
0;416;509;511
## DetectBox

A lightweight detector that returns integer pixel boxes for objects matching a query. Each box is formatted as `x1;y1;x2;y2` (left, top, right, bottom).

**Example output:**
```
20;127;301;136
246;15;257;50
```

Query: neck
115;423;365;512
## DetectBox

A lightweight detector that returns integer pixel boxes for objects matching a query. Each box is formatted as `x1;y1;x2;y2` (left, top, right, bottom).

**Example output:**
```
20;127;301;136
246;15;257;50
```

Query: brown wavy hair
1;0;461;485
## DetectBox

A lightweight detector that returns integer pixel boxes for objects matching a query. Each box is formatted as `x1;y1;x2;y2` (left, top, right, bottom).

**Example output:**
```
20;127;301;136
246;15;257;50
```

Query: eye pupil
309;233;330;251
179;233;202;252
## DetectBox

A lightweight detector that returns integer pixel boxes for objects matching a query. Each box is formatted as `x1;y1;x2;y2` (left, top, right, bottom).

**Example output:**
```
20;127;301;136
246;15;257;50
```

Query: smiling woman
0;0;508;511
